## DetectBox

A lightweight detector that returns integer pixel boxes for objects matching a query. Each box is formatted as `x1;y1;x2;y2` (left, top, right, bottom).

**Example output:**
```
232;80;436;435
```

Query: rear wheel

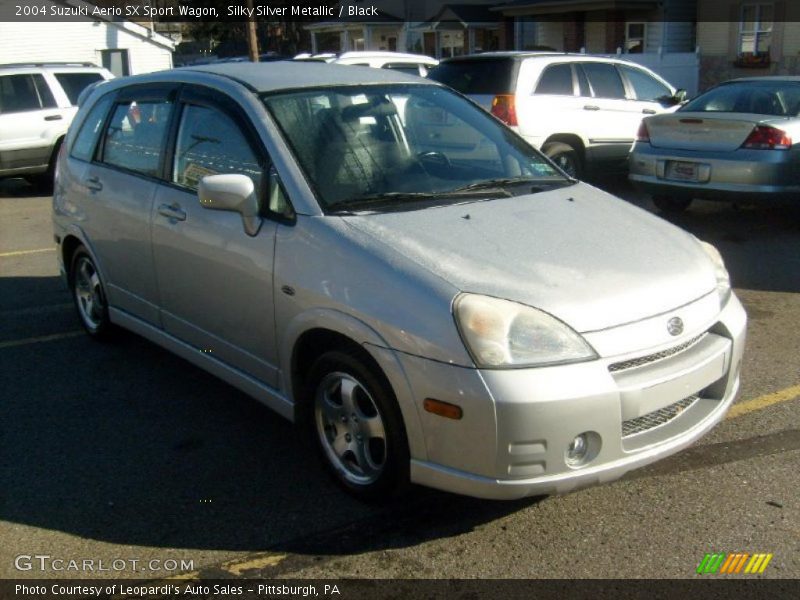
308;350;409;501
542;141;583;179
69;246;113;340
652;194;692;213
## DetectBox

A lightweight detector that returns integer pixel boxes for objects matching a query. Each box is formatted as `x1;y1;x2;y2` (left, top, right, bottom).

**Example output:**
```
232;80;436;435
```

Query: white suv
428;52;684;178
0;63;113;190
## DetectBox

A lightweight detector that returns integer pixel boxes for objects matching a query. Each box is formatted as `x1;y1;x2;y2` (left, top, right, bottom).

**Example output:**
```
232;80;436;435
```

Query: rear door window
534;64;574;95
54;72;105;105
580;63;626;99
101;98;172;178
427;59;518;94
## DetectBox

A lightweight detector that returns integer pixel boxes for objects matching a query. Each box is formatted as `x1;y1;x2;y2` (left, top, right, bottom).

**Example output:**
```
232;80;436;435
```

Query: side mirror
198;174;262;236
674;89;688;103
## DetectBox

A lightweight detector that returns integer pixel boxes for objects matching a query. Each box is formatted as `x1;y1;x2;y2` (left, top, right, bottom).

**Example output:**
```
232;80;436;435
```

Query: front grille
622;395;699;437
609;333;706;373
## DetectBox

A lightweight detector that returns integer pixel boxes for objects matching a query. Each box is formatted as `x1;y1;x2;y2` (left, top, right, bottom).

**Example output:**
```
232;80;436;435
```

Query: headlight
454;294;597;368
699;240;732;308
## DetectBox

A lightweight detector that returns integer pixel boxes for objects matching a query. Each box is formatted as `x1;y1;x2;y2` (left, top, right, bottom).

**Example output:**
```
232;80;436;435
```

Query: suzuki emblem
667;317;684;336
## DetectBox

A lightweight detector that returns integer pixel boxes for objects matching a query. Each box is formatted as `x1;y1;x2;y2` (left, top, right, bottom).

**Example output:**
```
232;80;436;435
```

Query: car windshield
681;80;800;116
262;84;569;212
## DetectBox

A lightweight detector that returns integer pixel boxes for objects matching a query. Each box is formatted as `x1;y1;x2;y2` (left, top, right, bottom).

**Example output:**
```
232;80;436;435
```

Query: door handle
583;105;600;111
642;108;657;115
44;114;63;121
158;203;187;222
85;176;103;192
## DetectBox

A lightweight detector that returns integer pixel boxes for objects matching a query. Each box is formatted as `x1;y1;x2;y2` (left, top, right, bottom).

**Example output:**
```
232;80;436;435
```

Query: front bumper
401;292;746;499
628;144;800;201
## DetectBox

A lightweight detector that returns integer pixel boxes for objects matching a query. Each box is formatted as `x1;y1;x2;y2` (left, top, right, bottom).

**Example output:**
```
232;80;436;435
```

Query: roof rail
0;62;100;69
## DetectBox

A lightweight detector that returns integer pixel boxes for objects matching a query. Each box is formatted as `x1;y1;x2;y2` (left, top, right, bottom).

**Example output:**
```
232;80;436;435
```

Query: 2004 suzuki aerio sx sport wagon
54;63;746;500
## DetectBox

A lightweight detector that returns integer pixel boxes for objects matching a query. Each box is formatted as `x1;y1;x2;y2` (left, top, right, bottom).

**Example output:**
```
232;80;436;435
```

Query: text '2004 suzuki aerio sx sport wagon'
53;63;746;501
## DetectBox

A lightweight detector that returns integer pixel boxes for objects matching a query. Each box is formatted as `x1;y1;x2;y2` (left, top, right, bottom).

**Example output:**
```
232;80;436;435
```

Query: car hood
341;182;717;333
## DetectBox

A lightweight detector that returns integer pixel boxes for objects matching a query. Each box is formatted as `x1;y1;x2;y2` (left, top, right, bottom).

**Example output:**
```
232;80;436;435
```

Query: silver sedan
54;63;746;500
629;76;800;212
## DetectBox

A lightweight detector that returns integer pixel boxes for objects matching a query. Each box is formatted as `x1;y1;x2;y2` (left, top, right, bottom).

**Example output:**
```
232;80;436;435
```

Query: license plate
666;161;699;182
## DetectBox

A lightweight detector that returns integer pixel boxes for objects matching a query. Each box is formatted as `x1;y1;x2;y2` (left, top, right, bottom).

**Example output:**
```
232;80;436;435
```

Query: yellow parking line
726;384;800;420
0;330;83;349
0;247;55;258
219;553;287;576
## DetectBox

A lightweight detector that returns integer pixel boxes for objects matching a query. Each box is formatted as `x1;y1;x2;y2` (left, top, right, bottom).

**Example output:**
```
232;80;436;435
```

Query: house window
625;22;647;53
739;3;773;56
100;49;130;77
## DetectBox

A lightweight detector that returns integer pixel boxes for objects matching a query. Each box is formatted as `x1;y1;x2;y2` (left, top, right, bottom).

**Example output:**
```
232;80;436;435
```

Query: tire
307;350;410;501
542;141;583;179
69;246;113;340
652;194;692;213
29;138;62;195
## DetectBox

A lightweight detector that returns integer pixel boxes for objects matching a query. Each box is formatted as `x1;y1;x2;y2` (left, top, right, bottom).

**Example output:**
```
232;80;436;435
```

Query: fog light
566;434;589;466
565;431;601;468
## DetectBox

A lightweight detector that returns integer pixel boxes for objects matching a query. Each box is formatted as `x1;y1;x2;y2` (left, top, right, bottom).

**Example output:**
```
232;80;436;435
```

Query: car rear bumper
402;292;746;499
629;143;800;201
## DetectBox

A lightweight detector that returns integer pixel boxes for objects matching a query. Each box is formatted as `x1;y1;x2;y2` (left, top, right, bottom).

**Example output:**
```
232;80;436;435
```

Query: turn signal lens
491;95;518;126
741;125;792;150
423;398;463;420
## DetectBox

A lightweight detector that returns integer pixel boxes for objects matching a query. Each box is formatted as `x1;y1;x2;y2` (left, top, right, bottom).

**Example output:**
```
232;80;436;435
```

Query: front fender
279;308;427;461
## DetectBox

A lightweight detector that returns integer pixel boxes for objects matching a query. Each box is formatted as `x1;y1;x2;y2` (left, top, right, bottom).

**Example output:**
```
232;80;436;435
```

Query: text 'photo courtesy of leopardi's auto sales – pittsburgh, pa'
0;0;798;598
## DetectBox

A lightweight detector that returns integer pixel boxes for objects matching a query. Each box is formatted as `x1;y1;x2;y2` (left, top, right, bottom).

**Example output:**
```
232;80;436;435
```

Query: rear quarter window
71;94;114;161
427;59;518;94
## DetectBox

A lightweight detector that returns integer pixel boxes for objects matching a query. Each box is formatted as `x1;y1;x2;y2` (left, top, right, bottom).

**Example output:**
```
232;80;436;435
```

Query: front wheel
308;350;409;501
652;194;692;213
542;141;583;179
70;246;113;339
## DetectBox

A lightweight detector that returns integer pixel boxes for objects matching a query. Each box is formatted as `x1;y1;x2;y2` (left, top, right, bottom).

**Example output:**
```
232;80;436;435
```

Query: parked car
0;62;113;190
629;76;800;213
332;51;438;77
54;63;745;501
293;53;337;63
428;52;684;178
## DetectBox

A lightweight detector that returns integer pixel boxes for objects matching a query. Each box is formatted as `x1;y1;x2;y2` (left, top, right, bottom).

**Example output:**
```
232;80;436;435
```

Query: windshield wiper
450;177;576;193
327;189;507;214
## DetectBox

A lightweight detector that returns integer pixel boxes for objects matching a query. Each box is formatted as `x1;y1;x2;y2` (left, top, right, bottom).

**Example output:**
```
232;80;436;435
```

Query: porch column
342;29;350;51
468;28;475;53
364;25;372;50
311;31;318;54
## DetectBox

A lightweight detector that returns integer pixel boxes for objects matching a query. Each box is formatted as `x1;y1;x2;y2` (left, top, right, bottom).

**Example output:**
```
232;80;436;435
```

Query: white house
0;0;174;76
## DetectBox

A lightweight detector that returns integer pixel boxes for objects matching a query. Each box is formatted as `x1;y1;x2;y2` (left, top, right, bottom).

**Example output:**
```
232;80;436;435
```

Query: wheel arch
282;311;426;460
543;133;586;157
59;229;110;288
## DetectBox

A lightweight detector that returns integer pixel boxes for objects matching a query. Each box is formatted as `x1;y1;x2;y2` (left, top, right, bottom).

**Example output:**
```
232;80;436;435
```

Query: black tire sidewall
306;350;410;501
69;247;112;339
653;195;692;213
543;142;583;179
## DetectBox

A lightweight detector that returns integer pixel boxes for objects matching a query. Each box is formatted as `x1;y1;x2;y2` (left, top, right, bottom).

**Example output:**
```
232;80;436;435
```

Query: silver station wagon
53;63;746;500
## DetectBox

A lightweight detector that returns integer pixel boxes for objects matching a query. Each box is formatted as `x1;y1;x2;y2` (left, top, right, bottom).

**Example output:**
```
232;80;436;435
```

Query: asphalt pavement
0;176;798;580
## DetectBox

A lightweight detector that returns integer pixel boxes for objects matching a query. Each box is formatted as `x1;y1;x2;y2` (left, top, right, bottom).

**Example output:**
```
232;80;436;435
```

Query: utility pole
246;0;259;61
